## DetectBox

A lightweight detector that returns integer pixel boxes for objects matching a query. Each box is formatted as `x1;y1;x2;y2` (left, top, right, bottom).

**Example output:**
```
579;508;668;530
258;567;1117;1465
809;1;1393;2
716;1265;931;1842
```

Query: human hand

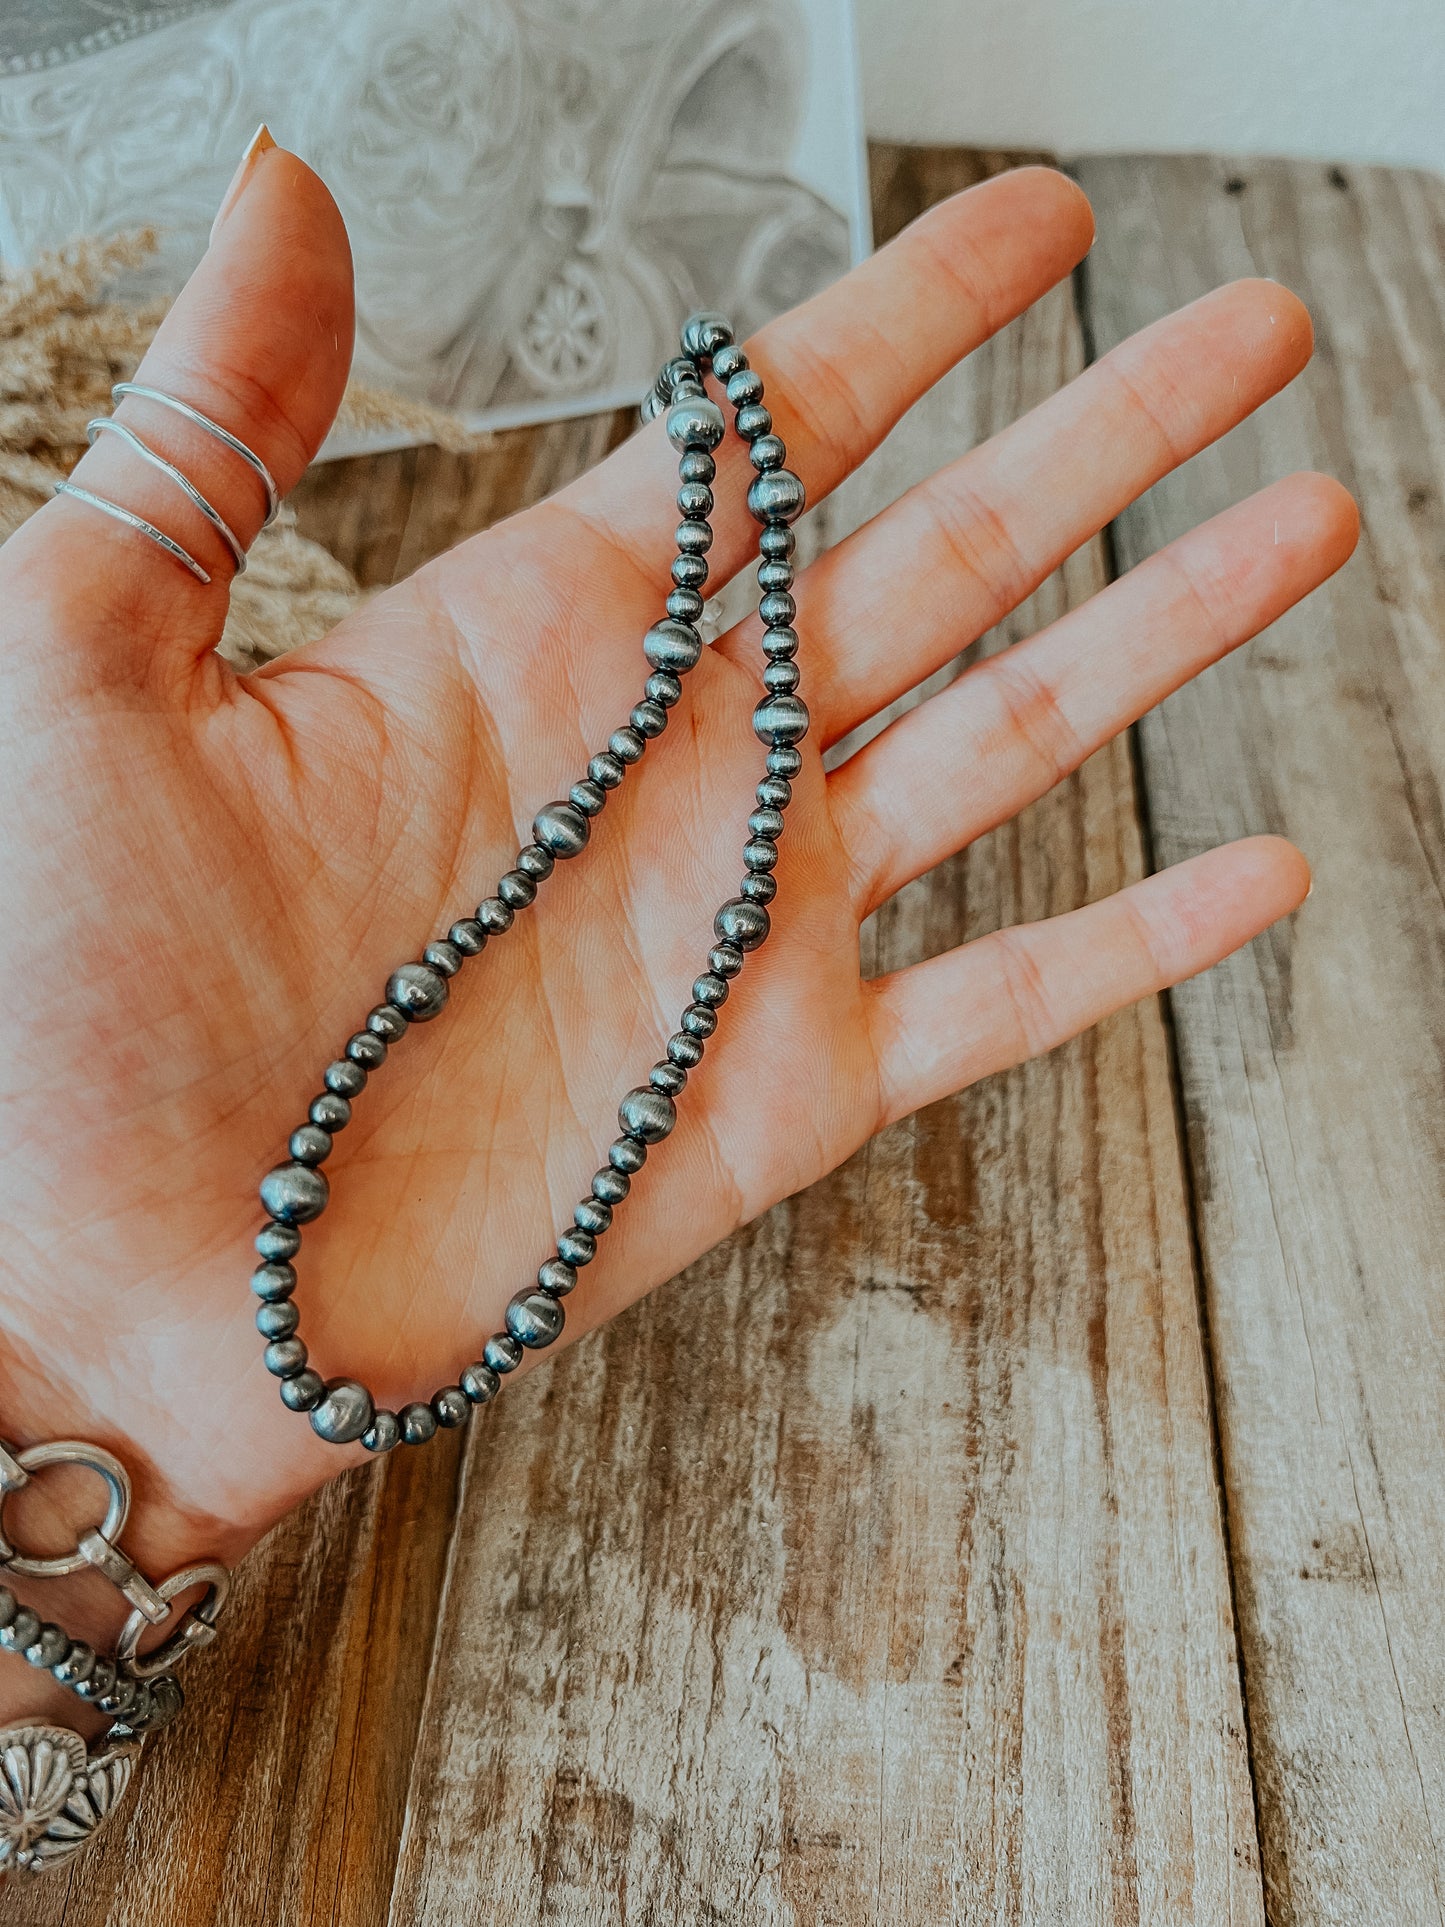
0;143;1355;1715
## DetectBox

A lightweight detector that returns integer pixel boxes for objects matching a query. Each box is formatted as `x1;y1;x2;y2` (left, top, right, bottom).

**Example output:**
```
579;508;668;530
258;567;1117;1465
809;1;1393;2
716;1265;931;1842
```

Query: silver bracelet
0;1430;230;1878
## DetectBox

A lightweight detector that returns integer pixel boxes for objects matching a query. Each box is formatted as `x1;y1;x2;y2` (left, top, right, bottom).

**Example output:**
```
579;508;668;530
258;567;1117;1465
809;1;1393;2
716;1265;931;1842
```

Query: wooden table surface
9;146;1443;1926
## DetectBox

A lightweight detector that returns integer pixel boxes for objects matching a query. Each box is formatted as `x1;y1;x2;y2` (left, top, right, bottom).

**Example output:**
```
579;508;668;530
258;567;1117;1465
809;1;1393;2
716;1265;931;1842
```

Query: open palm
0;145;1355;1620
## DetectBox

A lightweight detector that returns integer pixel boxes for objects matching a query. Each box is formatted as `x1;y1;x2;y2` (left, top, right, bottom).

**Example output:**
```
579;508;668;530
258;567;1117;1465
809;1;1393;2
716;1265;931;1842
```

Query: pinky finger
866;835;1309;1128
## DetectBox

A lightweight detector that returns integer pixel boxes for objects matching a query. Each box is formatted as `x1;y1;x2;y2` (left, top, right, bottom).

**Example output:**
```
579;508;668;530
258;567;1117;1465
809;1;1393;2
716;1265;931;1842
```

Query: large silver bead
753;694;810;746
666;397;725;452
532;801;590;859
259;1161;329;1225
618;1087;677;1143
505;1290;565;1349
747;469;806;524
309;1379;375;1445
643;619;702;673
386;962;449;1022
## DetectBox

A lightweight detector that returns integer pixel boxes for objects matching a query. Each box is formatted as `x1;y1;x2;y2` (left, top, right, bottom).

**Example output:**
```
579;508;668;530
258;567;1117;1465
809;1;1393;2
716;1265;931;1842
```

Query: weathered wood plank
384;152;1259;1926
1076;153;1445;1926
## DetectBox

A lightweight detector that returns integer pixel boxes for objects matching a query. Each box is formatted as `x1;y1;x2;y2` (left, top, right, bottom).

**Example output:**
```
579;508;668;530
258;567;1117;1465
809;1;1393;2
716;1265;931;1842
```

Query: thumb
5;128;354;679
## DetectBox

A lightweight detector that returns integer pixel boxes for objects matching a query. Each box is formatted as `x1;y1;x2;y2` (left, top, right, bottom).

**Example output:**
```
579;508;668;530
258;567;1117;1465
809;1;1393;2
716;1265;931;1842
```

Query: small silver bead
484;1332;525;1374
592;1167;630;1204
433;1386;470;1428
506;1290;565;1349
768;744;803;778
478;897;515;934
644;618;702;673
671;552;709;590
449;918;487;956
516;842;555;881
423;939;464;977
667;1031;705;1067
609;726;645;764
711;342;748;381
574;1198;612;1235
461;1361;500;1404
289;1123;332;1165
666;397;725;451
252;1261;296;1302
260;1161;329;1224
368;1004;409;1041
748;469;806;525
619;1087;677;1143
750;808;786;840
750;434;787;471
310;1378;375;1445
659;354;699;394
667;586;705;623
256;1300;299;1339
0;1608;40;1654
255;1220;300;1260
538;1256;578;1296
675;518;713;555
400;1401;438;1445
347;1030;387;1069
715;897;771;950
763;624;798;660
281;1368;325;1412
557;1228;596;1267
53;1641;96;1686
589;751;625;789
308;1089;350;1131
363;1410;401;1453
677;481;714;518
709;941;745;976
650;1061;687;1096
726;368;764;407
759;590;796;628
646;670;683;709
681;311;733;358
632;700;667;739
265;1337;309;1377
693;972;729;1007
31;1624;70;1670
741;872;777;904
570;779;607;816
753;694;810;745
534;800;591;858
325;1058;367;1098
743;837;779;872
678;449;716;484
757;776;793;810
609;1135;648;1173
757;559;794;593
735;403;772;440
498;870;537;909
682;1002;718;1037
760;524;796;559
763;659;800;693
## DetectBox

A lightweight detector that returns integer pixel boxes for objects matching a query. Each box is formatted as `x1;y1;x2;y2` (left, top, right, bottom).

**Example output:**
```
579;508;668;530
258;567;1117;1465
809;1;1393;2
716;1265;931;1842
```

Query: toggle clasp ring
0;1440;131;1579
117;1563;232;1681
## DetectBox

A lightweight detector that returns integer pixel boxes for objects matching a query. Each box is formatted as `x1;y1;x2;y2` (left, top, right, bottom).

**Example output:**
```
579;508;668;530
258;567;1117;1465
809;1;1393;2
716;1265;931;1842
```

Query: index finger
550;166;1095;590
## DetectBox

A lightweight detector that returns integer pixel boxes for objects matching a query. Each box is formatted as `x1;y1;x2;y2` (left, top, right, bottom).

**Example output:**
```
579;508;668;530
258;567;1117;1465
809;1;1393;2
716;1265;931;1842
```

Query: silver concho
0;1724;139;1876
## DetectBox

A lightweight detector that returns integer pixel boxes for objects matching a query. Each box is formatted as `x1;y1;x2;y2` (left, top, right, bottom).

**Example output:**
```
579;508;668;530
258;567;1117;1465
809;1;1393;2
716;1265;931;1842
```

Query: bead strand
251;312;808;1453
0;1585;179;1734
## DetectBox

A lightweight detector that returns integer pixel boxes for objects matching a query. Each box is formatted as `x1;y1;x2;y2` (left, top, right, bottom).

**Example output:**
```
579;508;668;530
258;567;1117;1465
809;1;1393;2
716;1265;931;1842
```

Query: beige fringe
0;228;479;670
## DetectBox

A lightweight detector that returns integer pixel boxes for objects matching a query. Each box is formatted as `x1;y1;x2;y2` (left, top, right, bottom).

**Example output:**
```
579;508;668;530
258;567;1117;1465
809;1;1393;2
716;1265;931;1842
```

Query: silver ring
117;1562;232;1681
0;1441;131;1579
52;483;212;584
86;418;248;575
112;382;280;525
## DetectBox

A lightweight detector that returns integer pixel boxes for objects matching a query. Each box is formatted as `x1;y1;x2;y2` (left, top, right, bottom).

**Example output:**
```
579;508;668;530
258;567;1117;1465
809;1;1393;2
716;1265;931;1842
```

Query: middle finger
718;277;1313;746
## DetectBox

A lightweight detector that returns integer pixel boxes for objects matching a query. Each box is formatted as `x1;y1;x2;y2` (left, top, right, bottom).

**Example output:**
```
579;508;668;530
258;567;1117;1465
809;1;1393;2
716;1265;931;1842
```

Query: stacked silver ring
53;382;280;585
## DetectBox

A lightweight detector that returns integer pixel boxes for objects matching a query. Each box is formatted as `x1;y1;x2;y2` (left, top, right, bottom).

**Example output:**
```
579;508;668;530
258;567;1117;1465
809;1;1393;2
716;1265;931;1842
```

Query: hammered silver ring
116;1562;232;1681
0;1441;131;1579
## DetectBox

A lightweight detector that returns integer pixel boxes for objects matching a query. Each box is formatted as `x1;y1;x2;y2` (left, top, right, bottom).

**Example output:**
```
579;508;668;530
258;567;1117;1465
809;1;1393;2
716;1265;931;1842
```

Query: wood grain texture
0;147;1297;1925
1076;154;1445;1927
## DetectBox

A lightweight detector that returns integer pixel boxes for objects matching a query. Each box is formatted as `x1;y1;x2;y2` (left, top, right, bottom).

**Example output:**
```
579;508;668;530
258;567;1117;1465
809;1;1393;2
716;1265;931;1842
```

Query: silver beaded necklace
251;311;809;1452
